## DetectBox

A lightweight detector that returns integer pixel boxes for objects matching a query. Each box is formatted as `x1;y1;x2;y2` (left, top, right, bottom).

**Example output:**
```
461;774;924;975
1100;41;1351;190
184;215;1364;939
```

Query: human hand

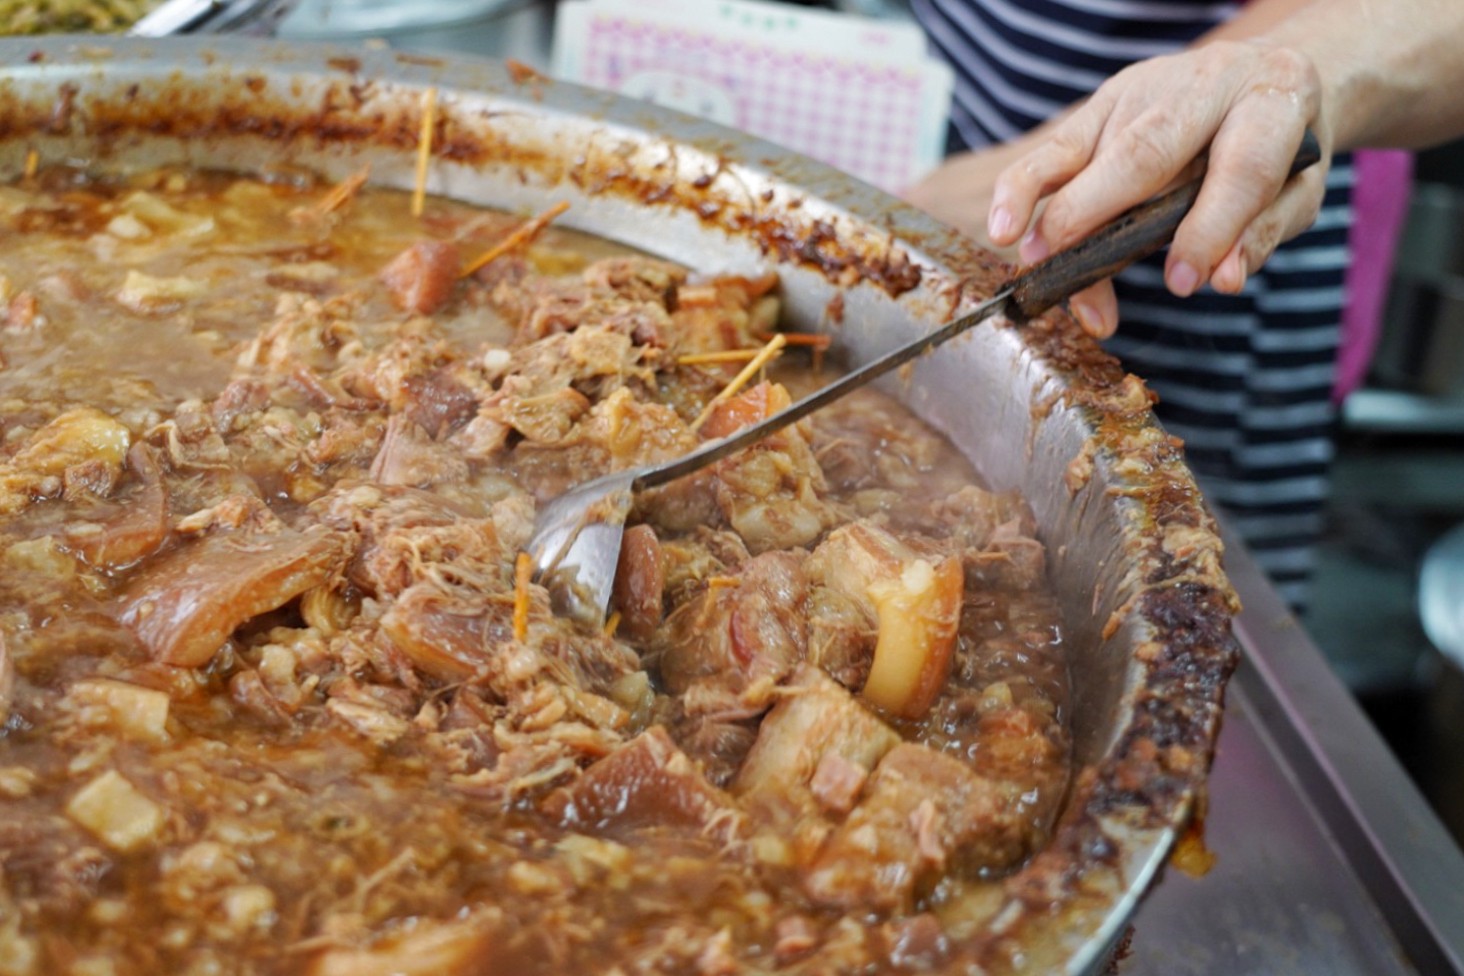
905;133;1120;339
987;40;1333;336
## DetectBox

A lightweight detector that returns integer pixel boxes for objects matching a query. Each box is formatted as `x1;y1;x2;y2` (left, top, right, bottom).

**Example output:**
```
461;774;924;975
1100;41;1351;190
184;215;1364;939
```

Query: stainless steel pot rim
0;37;1241;975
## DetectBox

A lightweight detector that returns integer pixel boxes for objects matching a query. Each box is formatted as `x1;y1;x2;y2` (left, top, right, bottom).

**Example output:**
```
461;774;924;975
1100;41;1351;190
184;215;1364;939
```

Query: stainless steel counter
1123;529;1464;975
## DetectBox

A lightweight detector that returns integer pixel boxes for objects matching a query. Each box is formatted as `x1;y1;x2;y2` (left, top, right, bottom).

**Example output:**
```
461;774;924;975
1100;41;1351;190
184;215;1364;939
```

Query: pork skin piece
699;380;786;441
801;743;1006;914
665;272;777;356
119;526;349;667
401;367;480;438
731;665;899;823
668;706;758;790
368;415;468;489
380;240;461;315
807;522;962;719
521;292;672;346
700;383;837;554
313;484;487;598
378;584;492;682
582;255;686;307
921;485;1032;552
309;914;497;976
66;444;169;570
210;378;270;432
501;327;641;396
803;585;873;692
543;726;741;841
977;518;1047;591
611;524;664;642
383;581;638;693
0;406;131;515
657;529;749;606
656;551;809;703
495;376;591;444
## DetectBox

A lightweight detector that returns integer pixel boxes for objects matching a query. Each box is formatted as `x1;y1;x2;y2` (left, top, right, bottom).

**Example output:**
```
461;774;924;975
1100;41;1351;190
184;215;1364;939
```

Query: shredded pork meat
0;165;1073;976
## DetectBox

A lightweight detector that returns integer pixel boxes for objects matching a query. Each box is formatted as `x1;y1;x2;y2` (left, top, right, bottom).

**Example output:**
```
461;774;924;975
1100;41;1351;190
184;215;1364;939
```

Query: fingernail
988;205;1016;243
1168;260;1200;297
1019;230;1049;264
1071;300;1105;338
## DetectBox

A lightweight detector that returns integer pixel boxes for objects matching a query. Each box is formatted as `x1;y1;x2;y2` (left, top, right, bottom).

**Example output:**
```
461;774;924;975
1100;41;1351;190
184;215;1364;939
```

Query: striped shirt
911;0;1354;610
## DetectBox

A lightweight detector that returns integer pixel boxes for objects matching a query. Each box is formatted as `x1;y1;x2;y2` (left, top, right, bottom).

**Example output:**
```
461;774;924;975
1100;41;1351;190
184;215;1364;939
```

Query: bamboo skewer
754;330;833;349
411;87;437;218
676;349;764;366
690;333;787;431
292;166;370;222
513;551;532;641
753;329;832;371
460;201;571;277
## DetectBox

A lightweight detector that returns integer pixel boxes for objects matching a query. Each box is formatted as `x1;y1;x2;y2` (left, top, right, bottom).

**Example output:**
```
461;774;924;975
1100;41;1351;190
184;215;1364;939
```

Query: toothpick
754;330;832;350
754;329;830;371
690;333;786;431
676;349;762;366
513;551;531;642
460;201;570;278
411;86;437;218
291;165;370;222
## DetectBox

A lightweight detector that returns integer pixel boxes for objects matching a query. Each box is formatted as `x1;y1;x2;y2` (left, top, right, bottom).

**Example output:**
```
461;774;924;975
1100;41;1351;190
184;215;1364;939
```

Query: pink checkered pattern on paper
581;13;928;192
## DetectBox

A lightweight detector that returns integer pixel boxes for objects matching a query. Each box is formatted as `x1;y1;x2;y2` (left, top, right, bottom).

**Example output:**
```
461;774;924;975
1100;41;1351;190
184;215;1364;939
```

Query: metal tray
1125;525;1464;975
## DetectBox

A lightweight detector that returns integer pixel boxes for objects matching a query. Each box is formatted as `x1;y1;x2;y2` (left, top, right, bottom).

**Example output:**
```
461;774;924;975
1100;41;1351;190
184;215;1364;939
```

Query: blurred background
4;0;1463;843
1317;139;1464;845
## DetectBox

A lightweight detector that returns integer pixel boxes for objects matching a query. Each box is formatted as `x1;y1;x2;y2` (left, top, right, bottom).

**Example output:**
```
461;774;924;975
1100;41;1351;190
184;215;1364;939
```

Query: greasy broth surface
0;168;1071;975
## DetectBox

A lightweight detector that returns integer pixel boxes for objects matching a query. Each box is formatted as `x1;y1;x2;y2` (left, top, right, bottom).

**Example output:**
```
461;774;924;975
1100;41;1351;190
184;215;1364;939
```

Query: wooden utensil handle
1008;128;1322;320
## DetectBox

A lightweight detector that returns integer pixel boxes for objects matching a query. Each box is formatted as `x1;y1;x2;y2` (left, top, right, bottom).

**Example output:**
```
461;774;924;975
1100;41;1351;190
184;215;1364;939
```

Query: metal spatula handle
1010;127;1322;318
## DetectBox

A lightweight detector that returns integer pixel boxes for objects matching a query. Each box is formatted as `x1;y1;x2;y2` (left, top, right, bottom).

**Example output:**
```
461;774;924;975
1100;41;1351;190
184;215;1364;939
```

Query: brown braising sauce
0;166;1070;974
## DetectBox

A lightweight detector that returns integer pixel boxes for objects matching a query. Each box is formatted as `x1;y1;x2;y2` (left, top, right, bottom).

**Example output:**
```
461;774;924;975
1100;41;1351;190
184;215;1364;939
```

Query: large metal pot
0;38;1239;974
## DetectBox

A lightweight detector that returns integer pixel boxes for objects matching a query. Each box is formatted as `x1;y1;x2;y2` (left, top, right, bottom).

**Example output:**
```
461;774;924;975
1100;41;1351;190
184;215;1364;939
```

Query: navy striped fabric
911;0;1353;610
